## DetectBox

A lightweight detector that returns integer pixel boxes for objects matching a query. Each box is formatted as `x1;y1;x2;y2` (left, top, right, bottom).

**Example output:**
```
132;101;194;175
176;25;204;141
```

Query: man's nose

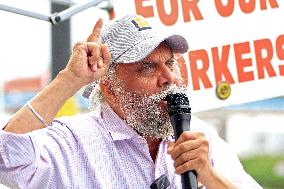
158;67;176;87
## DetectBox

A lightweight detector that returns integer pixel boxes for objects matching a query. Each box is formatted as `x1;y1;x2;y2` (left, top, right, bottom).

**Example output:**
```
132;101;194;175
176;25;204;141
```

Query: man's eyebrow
141;54;175;65
141;60;155;65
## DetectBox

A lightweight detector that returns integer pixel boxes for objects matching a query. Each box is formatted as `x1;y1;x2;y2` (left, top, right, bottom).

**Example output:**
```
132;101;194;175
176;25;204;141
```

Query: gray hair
83;64;118;111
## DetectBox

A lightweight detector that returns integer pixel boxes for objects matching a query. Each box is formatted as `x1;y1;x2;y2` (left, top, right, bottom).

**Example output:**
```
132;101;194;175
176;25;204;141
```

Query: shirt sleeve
191;117;262;189
0;119;79;189
210;130;263;189
0;116;11;130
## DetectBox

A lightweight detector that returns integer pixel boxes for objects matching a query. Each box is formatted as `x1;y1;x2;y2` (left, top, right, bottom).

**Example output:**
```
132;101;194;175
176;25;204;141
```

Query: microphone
166;93;197;189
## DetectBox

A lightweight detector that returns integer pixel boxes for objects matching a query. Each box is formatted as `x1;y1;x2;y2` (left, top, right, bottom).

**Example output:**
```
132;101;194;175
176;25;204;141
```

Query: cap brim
115;34;188;63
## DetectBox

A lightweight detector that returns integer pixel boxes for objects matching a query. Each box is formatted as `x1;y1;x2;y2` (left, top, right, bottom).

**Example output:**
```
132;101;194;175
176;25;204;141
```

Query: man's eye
140;65;154;73
166;60;176;70
138;61;155;73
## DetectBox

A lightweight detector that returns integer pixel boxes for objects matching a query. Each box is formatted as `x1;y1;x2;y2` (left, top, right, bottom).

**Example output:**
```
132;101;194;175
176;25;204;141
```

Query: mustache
149;85;186;102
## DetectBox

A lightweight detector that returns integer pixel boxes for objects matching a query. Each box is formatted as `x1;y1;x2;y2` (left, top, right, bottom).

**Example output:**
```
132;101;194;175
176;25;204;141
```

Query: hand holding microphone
166;93;212;189
166;93;197;189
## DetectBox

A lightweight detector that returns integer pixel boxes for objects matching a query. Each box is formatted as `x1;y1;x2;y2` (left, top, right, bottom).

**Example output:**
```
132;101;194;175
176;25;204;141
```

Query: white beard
117;85;186;139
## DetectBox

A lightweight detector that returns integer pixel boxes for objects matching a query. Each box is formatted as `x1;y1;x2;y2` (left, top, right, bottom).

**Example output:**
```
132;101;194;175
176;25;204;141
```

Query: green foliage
240;154;284;189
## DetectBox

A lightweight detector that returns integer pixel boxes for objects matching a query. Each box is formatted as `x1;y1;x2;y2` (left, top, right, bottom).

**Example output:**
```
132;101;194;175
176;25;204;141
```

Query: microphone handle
181;171;197;189
170;113;197;189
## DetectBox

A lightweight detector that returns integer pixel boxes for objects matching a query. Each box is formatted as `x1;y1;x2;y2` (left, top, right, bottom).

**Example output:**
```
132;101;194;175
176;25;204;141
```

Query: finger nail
98;61;103;68
92;64;98;71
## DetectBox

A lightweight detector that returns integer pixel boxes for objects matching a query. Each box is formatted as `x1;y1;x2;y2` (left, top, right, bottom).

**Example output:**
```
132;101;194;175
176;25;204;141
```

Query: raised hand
66;18;111;87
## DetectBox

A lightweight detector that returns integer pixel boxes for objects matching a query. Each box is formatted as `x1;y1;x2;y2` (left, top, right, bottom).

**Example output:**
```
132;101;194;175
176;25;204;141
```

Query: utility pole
51;2;71;79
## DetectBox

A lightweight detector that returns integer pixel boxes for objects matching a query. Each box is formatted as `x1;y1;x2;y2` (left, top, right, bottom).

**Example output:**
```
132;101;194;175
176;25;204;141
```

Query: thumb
167;141;175;153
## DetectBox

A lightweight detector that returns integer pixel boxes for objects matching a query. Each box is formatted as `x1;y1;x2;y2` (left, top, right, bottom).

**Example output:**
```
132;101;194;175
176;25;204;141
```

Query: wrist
201;168;238;189
58;68;86;92
200;167;216;187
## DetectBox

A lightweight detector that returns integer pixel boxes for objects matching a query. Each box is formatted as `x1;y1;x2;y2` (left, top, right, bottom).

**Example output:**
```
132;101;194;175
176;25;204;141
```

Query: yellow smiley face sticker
216;81;231;100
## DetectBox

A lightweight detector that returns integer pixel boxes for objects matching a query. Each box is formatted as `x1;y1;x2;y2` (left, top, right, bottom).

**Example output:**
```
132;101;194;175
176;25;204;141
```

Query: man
0;14;261;189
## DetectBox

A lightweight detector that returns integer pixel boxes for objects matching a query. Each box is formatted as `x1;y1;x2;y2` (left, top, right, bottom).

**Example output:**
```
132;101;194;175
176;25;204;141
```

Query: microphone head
166;93;191;115
166;93;189;106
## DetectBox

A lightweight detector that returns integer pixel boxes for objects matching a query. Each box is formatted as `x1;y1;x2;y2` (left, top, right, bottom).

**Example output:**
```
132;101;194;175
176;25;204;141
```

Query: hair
88;63;118;111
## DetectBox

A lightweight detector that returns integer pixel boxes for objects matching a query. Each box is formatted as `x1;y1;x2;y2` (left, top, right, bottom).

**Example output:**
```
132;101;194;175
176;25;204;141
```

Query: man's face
107;42;186;139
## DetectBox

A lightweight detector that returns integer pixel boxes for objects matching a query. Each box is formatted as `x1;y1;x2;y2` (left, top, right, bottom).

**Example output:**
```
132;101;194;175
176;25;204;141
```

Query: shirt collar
101;102;141;141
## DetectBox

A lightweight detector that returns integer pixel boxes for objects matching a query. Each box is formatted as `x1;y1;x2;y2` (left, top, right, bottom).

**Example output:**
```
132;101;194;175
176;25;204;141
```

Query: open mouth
159;100;168;111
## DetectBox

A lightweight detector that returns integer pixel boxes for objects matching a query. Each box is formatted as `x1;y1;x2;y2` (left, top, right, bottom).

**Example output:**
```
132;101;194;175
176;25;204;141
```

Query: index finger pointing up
87;18;103;42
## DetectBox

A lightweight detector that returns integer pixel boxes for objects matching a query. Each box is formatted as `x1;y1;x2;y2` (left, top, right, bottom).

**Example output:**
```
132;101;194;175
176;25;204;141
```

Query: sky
0;0;50;82
0;0;108;83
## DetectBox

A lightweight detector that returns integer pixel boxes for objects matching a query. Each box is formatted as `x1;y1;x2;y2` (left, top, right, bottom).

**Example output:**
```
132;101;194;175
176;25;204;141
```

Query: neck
145;137;162;162
107;101;163;161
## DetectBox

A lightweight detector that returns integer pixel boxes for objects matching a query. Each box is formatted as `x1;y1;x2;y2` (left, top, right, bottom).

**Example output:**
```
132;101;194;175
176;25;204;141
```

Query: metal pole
1;0;110;24
0;3;50;22
50;0;106;24
51;2;71;79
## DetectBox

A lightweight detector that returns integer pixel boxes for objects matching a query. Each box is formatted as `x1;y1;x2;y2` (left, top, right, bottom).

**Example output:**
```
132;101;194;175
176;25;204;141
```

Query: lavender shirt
0;103;262;189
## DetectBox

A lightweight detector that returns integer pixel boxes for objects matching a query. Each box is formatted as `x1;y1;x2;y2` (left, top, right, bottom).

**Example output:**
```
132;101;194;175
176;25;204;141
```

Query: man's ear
100;79;117;106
